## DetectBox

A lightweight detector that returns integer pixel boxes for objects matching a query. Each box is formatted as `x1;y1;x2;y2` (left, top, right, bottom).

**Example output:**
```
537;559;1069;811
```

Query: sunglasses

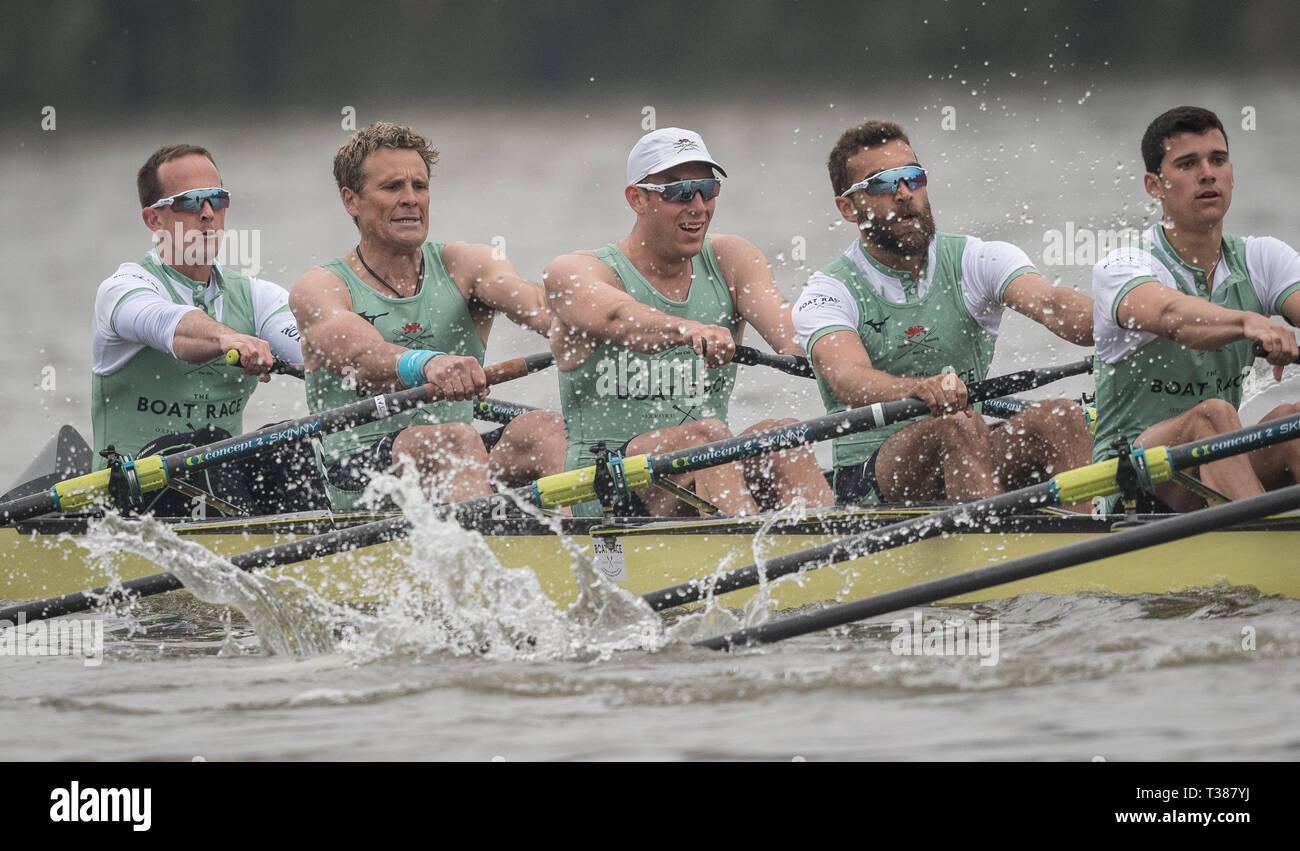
840;166;928;197
635;178;722;203
149;187;232;213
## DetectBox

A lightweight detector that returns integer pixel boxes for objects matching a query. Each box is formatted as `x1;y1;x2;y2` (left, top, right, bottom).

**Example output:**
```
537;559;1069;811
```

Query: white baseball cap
626;127;728;186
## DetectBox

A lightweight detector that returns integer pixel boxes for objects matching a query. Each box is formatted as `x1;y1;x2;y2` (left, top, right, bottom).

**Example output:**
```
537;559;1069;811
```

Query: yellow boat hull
2;508;1296;610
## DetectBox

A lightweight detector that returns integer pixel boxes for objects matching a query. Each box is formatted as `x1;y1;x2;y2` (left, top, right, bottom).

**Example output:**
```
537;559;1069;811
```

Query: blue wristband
396;350;446;388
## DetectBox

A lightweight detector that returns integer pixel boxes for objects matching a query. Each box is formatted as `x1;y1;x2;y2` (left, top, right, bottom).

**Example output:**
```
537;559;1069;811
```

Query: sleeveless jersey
558;239;740;513
305;241;485;467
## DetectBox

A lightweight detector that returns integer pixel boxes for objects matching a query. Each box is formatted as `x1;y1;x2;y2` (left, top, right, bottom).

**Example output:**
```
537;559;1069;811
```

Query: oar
526;357;1096;509
732;346;815;379
1;359;1092;623
729;346;1096;426
225;349;305;379
643;408;1300;613
694;481;1300;649
474;398;540;425
0;352;556;525
1250;340;1300;365
980;395;1098;435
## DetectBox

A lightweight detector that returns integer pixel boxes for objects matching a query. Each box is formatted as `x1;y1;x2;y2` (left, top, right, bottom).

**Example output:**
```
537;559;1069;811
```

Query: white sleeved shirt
1092;225;1300;364
93;253;301;375
792;235;1034;352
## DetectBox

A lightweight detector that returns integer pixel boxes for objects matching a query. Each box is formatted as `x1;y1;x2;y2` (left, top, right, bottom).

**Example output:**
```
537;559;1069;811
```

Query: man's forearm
826;365;927;408
171;309;236;363
584;301;695;353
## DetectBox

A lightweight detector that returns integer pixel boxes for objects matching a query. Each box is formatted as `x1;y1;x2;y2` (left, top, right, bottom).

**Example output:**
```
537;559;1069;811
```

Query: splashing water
79;513;342;656
1240;358;1300;411
664;499;816;645
345;469;666;662
77;467;670;663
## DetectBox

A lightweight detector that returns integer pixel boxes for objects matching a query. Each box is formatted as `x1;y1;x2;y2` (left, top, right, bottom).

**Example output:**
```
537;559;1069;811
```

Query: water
3;80;1300;762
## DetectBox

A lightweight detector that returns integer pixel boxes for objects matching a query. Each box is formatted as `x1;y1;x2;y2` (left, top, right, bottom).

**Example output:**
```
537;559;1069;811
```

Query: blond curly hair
333;121;438;193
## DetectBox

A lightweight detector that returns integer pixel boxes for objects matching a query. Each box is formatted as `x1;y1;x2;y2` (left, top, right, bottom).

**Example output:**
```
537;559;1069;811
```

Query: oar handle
1251;340;1300;363
224;348;305;379
486;352;555;384
732;346;815;379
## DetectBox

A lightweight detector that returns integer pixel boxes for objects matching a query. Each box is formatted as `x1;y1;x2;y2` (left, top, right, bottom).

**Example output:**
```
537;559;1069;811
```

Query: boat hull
2;508;1296;610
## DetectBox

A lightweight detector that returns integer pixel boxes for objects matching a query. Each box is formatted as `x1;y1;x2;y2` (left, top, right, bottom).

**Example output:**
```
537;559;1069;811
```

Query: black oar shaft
643;486;1052;610
732;346;815;379
474;398;540;425
647;359;1093;479
648;410;1300;614
1167;414;1300;470
695;483;1300;649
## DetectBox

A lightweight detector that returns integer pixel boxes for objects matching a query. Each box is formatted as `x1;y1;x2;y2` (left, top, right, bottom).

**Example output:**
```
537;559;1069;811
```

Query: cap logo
673;138;699;153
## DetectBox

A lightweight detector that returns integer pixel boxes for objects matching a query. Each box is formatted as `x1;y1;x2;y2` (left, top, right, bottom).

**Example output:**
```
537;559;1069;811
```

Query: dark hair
1141;107;1227;174
827;121;911;195
137;144;217;207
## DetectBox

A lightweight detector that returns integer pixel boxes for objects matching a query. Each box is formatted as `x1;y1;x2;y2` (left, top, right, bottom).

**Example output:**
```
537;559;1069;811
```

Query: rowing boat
6;357;1299;625
3;502;1296;610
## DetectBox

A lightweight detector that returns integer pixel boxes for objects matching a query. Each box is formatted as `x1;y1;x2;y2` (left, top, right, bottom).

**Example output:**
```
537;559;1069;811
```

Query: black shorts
832;450;882;505
326;426;506;492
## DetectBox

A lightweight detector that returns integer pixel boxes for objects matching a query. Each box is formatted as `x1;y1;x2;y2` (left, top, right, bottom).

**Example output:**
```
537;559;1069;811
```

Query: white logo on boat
890;611;999;666
0;612;103;667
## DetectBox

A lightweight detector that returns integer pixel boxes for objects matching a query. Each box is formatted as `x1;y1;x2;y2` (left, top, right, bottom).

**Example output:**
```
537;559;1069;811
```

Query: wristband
396;350;446;388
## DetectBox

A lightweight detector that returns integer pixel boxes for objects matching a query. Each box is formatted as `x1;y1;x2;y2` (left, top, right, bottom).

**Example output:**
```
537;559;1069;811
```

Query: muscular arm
289;267;485;398
1117;280;1299;375
443;241;552;337
810;330;967;416
1002;272;1094;346
712;233;802;355
171;310;273;379
543;251;735;368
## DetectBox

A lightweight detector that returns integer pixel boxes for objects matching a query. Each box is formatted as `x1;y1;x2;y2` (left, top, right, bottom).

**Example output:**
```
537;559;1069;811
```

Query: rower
91;144;325;516
1091;106;1300;511
290;122;565;506
544;127;834;516
793;121;1095;505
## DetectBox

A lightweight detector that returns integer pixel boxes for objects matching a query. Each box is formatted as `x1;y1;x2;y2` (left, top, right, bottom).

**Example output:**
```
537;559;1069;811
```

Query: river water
2;78;1299;767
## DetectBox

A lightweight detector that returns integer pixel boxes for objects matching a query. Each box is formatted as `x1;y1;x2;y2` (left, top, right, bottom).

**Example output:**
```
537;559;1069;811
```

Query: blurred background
3;0;1298;487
